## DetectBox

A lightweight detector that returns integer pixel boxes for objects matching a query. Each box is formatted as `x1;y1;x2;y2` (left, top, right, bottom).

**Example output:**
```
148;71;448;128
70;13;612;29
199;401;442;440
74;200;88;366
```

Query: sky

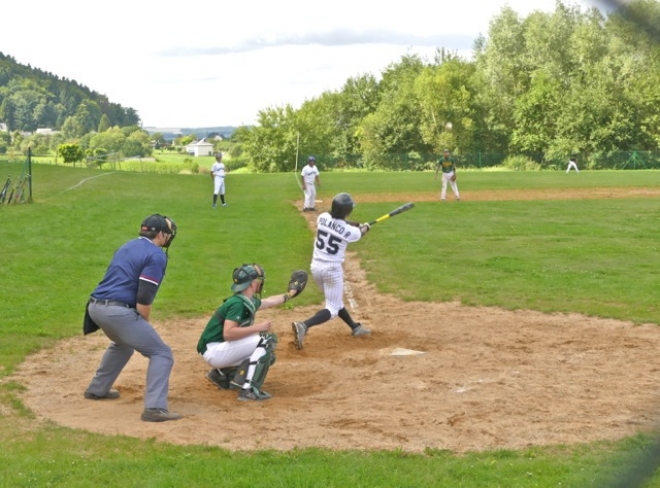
2;0;614;129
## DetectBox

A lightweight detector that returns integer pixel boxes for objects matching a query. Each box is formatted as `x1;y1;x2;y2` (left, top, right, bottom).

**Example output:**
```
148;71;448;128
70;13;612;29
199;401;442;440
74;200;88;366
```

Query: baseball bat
368;202;415;226
0;175;10;203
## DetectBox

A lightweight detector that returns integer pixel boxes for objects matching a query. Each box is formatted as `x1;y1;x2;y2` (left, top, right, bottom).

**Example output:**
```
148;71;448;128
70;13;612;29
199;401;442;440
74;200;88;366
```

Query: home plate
389;348;426;356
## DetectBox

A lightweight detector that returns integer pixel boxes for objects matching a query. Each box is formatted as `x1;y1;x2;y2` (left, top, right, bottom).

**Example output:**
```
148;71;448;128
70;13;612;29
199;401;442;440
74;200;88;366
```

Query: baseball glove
450;173;457;182
287;270;308;298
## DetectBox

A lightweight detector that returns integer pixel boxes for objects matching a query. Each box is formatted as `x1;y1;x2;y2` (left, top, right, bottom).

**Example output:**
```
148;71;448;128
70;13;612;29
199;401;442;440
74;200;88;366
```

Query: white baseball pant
304;184;316;209
441;172;460;200
311;261;344;317
213;176;225;195
202;335;262;369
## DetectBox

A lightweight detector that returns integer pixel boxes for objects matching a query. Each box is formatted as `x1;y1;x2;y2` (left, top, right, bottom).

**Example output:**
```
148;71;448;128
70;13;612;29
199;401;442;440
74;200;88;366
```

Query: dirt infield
12;189;660;453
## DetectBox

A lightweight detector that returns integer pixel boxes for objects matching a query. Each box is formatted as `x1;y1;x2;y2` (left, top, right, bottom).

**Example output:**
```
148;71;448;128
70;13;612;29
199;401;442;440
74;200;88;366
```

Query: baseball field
2;162;660;486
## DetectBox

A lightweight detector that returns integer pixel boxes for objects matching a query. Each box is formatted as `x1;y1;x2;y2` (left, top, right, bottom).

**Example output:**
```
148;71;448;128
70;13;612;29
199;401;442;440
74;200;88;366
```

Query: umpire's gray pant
86;303;173;409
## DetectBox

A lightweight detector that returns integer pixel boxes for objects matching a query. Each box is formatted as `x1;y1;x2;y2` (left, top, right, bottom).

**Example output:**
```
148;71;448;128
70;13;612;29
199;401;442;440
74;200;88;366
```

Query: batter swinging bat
368;202;415;226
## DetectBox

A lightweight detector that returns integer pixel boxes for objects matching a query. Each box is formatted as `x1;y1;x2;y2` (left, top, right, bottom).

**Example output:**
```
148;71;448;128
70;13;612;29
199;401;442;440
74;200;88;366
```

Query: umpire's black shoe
141;408;182;422
84;389;120;400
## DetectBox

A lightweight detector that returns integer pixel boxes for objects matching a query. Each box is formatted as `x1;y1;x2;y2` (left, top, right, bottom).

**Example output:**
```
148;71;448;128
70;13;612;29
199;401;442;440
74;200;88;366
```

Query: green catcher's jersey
197;294;262;354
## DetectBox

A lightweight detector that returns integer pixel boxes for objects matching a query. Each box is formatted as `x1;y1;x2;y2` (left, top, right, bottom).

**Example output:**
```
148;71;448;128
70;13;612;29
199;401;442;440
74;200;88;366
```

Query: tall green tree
356;54;429;168
414;54;477;154
57;143;83;164
89;126;126;153
97;113;111;133
243;105;298;172
60;115;86;140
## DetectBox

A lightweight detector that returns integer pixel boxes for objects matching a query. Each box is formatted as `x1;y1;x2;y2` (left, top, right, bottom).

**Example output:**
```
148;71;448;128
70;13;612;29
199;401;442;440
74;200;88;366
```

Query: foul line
64;172;116;191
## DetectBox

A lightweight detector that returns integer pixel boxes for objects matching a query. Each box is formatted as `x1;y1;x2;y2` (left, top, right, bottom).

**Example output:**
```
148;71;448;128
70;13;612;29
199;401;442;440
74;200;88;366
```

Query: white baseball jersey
211;161;226;179
301;165;320;186
211;161;226;194
312;212;362;264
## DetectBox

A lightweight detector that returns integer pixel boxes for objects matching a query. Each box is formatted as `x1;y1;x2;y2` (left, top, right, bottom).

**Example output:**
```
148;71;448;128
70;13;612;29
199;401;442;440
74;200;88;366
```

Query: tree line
0;52;140;138
229;0;660;171
2;1;659;171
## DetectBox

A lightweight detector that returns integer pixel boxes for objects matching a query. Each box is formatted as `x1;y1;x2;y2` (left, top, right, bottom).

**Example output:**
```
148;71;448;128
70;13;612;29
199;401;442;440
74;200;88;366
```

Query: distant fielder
434;149;460;201
211;152;229;208
301;156;321;211
566;156;579;173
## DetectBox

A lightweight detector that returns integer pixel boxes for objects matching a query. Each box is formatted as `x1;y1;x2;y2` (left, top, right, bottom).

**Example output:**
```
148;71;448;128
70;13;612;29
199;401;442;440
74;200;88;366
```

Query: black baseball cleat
238;387;272;401
292;321;307;349
351;324;371;337
206;369;231;390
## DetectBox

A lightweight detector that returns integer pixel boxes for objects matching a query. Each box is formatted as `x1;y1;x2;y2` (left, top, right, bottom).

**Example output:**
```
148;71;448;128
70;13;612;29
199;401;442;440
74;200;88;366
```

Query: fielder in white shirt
211;152;229;207
301;156;321;211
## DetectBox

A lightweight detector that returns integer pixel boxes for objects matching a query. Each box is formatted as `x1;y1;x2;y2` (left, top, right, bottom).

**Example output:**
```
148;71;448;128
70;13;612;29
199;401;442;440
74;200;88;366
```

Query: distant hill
143;126;238;141
0;52;140;132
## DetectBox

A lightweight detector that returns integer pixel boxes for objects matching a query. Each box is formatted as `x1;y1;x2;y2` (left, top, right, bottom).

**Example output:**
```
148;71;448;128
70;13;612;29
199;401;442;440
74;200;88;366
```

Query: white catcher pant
304;184;317;209
441;172;460;200
213;176;226;195
202;334;262;369
311;261;344;317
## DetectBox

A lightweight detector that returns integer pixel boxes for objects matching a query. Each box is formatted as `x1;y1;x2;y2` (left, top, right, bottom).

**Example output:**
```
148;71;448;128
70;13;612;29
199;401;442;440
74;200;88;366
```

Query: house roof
188;138;213;147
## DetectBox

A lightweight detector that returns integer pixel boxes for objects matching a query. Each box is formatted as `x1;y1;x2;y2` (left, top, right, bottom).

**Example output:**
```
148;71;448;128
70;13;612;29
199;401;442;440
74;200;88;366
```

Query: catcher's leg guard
230;333;278;390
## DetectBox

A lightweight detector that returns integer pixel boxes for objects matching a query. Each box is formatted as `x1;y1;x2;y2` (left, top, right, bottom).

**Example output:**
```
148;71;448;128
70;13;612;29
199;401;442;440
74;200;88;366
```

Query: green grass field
1;162;660;487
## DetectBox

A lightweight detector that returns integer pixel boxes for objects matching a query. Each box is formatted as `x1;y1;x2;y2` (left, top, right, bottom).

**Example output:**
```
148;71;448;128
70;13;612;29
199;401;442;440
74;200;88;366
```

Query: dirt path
11;190;660;452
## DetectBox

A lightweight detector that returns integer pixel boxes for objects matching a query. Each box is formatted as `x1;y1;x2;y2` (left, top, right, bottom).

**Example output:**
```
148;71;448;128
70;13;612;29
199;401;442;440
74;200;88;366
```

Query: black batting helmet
330;193;355;219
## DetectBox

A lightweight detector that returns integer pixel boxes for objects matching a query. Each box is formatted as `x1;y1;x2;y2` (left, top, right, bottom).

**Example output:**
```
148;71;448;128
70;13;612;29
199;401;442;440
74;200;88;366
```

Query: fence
316;151;660;171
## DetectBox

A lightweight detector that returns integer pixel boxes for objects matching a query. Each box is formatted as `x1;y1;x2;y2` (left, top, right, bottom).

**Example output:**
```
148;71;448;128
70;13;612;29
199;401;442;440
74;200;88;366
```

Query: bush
501;155;542;171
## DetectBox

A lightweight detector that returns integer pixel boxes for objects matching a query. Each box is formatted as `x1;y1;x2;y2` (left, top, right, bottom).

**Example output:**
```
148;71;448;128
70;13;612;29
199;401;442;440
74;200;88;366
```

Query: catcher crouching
197;264;307;401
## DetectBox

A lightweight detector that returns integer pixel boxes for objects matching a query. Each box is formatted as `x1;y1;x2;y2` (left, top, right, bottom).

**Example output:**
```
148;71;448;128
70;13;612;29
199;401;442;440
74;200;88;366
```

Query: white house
36;128;59;135
186;138;214;157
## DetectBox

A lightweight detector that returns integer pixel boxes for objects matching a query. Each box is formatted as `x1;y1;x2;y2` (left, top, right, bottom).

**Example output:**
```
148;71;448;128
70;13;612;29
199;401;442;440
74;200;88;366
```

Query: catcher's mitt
287;269;308;298
450;173;457;182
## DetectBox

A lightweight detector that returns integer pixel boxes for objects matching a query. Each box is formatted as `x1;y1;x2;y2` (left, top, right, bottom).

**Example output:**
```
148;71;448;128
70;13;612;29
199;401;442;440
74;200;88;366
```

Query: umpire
83;214;181;422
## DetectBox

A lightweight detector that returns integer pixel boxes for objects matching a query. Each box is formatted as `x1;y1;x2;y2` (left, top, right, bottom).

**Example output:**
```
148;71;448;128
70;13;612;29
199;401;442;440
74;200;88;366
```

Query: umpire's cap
140;214;176;237
231;263;265;292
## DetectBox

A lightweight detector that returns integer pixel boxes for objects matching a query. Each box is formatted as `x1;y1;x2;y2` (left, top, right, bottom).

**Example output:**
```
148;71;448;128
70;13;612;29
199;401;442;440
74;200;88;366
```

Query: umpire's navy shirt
91;237;167;307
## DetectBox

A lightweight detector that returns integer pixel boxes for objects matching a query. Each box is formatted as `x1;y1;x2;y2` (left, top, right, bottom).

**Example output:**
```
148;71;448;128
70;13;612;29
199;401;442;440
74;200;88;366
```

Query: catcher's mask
330;192;355;219
231;263;266;294
140;214;177;254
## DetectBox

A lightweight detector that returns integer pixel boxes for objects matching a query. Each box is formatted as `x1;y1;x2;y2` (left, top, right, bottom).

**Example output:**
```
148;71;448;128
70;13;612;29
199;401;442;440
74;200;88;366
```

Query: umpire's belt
89;298;132;308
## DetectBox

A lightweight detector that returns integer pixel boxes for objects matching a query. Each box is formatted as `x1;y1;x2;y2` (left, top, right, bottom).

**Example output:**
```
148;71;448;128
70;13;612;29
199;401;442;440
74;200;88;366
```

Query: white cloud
1;0;607;127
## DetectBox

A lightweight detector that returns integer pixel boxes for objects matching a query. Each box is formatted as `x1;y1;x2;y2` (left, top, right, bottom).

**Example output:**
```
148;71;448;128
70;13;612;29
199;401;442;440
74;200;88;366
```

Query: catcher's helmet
330;193;355;219
231;263;265;292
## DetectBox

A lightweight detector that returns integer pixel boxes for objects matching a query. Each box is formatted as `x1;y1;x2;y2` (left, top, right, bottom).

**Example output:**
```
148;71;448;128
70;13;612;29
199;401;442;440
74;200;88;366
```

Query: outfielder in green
434;149;460;201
